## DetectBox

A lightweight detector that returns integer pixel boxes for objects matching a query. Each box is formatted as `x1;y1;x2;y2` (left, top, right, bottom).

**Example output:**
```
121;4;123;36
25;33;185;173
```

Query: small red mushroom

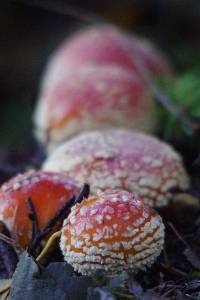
0;170;79;248
34;65;154;149
43;129;189;207
60;189;165;275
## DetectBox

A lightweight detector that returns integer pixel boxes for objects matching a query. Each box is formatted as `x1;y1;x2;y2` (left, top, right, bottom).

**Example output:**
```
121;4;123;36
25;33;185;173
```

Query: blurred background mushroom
0;0;200;170
0;0;200;142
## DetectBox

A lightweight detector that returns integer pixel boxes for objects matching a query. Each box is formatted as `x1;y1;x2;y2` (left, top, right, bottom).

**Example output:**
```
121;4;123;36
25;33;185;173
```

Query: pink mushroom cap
43;129;189;207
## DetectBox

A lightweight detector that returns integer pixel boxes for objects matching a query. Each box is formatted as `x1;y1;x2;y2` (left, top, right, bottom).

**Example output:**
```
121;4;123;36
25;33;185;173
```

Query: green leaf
156;70;200;141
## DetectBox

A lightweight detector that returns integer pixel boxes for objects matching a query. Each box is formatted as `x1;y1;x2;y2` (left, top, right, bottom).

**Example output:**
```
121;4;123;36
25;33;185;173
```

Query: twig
74;183;90;204
0;223;21;251
160;263;187;278
159;246;187;280
28;195;75;255
13;0;106;24
151;81;200;134
36;231;61;264
0;233;16;247
161;286;179;298
38;195;75;238
125;39;200;135
28;184;90;256
168;222;200;271
167;222;188;247
0;222;18;278
26;198;40;241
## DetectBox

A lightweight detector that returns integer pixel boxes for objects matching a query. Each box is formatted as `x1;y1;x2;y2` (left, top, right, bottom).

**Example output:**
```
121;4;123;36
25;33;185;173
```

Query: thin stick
26;198;40;241
36;231;61;264
126;41;200;135
38;195;75;238
28;195;75;255
160;263;187;278
0;233;16;247
28;184;90;256
74;183;90;204
167;222;188;247
0;222;18;278
150;81;200;133
14;0;106;24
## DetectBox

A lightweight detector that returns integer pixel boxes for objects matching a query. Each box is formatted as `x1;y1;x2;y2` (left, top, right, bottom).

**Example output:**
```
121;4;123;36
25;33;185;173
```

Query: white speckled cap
43;129;189;207
60;189;165;275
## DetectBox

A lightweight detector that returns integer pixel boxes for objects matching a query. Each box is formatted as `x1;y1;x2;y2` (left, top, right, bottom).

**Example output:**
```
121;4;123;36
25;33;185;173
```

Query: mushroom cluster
60;189;165;275
0;24;190;278
43;129;189;207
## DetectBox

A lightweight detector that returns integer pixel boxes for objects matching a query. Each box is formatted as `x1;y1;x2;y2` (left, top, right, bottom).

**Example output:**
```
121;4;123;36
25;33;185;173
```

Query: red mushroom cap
60;189;165;275
43;129;189;207
0;170;79;248
34;65;154;148
42;25;172;91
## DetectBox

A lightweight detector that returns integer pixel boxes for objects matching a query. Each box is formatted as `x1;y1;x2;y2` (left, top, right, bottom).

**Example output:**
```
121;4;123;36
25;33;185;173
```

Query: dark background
0;0;200;145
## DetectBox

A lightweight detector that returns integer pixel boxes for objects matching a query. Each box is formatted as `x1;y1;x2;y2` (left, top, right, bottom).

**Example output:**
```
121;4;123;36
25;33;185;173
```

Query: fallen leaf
0;279;11;300
0;280;11;294
11;252;93;300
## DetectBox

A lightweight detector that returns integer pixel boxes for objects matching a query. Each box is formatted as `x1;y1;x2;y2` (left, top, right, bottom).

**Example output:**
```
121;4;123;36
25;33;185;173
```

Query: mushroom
41;25;172;91
60;189;165;275
0;170;78;248
43;129;189;207
34;25;172;150
34;65;154;150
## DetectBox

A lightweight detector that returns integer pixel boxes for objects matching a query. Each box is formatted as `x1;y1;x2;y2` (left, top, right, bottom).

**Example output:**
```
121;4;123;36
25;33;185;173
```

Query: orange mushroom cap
60;189;165;275
0;170;79;248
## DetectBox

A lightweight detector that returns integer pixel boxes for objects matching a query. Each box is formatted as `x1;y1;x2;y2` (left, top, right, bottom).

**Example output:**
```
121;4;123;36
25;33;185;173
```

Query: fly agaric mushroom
41;25;172;91
34;25;172;149
34;65;154;149
60;189;165;275
0;170;78;248
43;129;189;207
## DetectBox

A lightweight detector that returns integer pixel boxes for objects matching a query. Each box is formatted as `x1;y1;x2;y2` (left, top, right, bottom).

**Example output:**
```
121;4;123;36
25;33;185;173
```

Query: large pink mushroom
34;25;172;149
34;65;154;149
42;25;172;91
